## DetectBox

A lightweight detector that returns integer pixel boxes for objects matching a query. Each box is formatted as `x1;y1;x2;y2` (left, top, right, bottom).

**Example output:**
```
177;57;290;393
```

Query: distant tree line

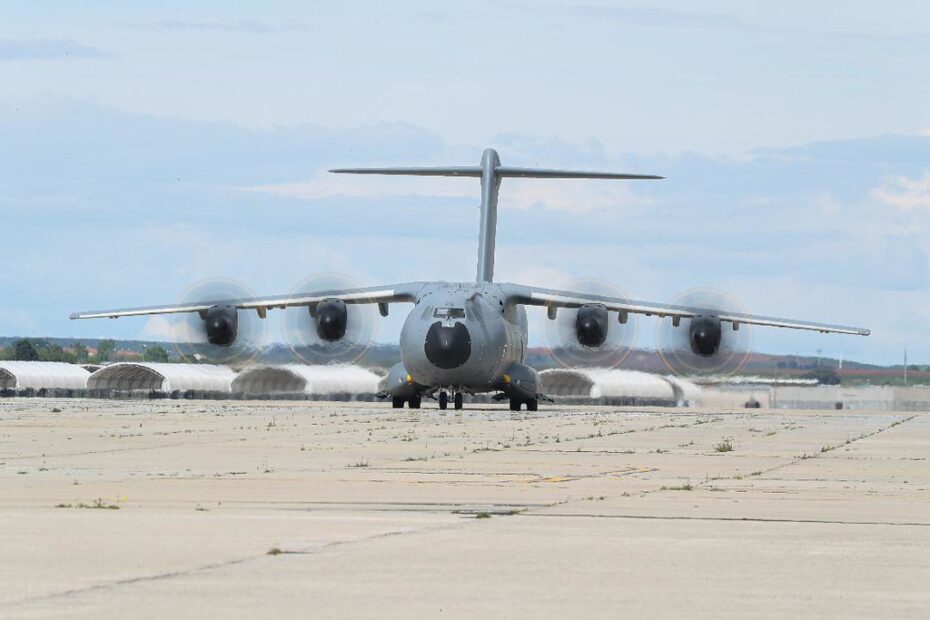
0;338;170;364
804;367;841;385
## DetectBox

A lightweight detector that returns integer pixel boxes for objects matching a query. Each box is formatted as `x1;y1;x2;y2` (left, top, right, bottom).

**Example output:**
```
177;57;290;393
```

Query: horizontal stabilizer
330;166;482;177
329;166;662;180
495;167;663;180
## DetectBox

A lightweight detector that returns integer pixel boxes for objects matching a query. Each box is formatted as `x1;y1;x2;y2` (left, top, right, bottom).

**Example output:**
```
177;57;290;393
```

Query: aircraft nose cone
316;312;342;341
577;317;606;347
207;317;230;346
690;328;718;357
424;321;472;369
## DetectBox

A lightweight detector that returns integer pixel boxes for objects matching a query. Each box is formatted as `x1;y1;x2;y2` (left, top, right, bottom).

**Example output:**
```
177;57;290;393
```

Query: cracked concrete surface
1;399;928;618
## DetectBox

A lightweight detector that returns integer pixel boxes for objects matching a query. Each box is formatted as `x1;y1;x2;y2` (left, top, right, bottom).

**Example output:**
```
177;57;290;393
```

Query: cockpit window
434;307;465;320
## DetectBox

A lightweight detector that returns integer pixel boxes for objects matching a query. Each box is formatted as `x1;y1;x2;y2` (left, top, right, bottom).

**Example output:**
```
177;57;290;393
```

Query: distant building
86;362;235;394
0;361;91;392
234;365;381;398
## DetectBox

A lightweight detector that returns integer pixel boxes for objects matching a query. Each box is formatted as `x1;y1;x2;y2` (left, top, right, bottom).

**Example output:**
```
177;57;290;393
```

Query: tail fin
330;148;663;283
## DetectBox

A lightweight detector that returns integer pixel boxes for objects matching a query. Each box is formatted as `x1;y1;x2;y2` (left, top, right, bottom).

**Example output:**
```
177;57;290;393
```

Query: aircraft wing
503;283;870;336
70;282;426;320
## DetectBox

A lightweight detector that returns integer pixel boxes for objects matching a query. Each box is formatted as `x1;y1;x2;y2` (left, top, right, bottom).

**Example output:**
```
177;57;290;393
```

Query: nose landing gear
438;390;465;410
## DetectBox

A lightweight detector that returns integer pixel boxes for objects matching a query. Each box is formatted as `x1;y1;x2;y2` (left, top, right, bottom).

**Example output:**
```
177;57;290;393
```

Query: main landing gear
438;391;464;411
392;396;422;409
509;397;538;412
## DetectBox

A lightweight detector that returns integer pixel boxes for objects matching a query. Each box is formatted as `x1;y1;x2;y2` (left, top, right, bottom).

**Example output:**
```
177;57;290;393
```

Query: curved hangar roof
232;365;381;396
86;363;236;393
539;369;700;402
0;361;91;390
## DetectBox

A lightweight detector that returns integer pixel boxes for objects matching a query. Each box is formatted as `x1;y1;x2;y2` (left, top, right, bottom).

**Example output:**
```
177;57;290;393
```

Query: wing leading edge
503;284;870;336
70;282;426;320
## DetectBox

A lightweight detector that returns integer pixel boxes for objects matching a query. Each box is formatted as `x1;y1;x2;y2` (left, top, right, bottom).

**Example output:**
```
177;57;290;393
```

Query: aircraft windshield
434;307;466;320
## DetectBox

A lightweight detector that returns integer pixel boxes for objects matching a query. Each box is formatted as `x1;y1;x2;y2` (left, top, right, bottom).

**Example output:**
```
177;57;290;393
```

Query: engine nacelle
689;315;722;357
203;305;238;347
576;304;609;348
314;298;348;342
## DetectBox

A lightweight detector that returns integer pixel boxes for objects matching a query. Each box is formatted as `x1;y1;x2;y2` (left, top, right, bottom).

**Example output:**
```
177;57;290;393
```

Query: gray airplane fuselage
399;282;527;391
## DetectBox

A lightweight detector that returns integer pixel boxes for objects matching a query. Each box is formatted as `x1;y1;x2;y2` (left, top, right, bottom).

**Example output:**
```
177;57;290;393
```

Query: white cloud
871;172;930;210
501;178;648;214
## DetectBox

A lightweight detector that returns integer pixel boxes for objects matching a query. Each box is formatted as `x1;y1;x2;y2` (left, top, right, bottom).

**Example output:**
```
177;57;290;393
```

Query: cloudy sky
2;0;930;364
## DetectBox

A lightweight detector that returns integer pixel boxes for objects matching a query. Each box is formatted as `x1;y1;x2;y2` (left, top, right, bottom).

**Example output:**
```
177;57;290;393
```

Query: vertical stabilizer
477;148;502;283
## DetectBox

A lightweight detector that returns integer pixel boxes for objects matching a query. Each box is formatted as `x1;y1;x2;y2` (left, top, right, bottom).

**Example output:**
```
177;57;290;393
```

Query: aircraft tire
409;396;422;409
439;391;448;410
509;398;521;411
526;399;538;412
392;397;405;409
454;392;463;410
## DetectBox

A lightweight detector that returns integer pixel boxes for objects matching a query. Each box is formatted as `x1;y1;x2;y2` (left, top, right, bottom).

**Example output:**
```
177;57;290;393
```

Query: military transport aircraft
71;148;870;410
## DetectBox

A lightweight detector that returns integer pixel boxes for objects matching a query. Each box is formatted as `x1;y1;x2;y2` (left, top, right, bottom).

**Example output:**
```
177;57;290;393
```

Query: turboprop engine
542;279;638;369
313;298;348;342
575;303;609;347
202;305;239;347
689;315;722;357
656;289;753;376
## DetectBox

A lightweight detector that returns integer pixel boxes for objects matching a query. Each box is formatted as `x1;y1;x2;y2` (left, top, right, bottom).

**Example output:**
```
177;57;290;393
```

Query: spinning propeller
655;288;753;378
170;279;267;368
541;278;638;369
282;274;379;365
